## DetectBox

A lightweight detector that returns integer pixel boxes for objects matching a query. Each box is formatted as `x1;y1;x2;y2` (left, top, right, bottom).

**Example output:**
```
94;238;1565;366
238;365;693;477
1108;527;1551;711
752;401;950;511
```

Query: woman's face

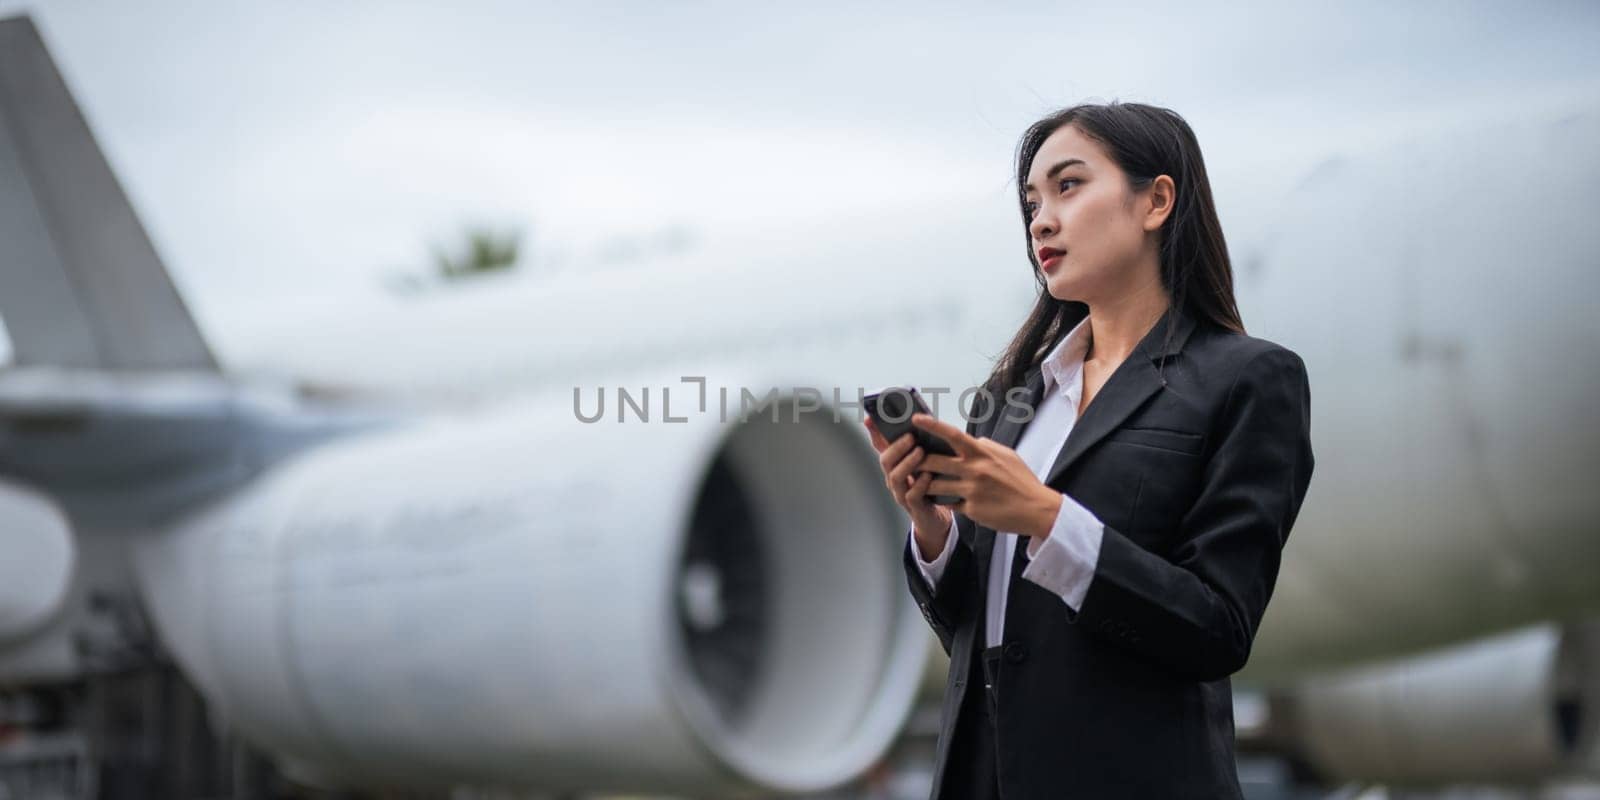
1023;124;1164;305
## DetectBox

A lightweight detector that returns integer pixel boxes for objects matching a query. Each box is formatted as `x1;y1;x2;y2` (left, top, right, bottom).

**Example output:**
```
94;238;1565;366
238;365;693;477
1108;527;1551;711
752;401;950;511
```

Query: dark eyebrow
1023;158;1086;193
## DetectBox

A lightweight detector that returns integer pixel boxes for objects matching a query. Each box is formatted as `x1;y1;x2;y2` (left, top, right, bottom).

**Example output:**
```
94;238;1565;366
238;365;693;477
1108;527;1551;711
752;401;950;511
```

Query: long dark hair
980;101;1245;402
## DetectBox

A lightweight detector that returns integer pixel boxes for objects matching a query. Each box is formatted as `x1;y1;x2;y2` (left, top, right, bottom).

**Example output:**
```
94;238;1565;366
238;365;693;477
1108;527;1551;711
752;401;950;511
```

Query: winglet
0;14;217;371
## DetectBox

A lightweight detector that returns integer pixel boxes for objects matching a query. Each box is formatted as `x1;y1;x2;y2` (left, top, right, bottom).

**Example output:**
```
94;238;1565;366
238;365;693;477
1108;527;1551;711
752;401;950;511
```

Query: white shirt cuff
1020;492;1104;612
910;514;960;590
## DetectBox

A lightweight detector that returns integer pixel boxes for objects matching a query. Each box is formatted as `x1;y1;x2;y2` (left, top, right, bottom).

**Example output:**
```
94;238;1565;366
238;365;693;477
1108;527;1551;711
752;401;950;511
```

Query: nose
1029;212;1055;245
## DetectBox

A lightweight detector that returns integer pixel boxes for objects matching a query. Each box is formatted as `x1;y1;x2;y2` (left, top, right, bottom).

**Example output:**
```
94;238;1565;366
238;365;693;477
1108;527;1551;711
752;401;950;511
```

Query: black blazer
904;302;1314;800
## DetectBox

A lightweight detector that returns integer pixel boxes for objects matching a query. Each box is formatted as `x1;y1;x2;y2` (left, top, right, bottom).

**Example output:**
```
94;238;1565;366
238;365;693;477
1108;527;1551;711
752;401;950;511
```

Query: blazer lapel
968;303;1199;587
987;366;1047;451
1040;303;1199;489
973;366;1047;586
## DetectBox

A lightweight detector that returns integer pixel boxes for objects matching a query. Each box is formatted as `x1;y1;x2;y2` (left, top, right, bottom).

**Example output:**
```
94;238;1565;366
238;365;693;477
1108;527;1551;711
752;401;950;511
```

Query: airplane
2;12;1598;799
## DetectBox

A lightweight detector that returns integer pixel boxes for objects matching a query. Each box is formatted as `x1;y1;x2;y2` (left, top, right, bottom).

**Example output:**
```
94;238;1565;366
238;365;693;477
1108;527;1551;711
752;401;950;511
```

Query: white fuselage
221;104;1600;685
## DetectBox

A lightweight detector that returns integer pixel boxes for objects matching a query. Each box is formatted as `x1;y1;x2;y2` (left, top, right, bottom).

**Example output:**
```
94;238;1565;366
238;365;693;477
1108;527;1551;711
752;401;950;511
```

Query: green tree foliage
432;227;521;280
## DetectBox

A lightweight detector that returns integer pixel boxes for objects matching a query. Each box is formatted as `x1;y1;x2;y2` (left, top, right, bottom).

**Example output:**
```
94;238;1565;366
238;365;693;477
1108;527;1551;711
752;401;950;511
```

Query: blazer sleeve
902;515;978;658
900;388;996;657
1064;346;1315;681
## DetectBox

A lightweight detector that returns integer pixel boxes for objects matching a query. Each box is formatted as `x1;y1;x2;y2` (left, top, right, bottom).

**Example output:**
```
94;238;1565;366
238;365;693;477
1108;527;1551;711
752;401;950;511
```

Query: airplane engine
1288;620;1600;784
129;381;927;796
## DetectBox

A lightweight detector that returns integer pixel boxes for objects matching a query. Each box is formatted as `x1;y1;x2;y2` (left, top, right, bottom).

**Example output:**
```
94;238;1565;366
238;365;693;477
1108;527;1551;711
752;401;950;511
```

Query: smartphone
863;387;962;506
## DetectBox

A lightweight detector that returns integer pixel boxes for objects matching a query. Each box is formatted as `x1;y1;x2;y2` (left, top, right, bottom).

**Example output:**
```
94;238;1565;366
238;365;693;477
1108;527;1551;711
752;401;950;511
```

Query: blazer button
1004;641;1028;663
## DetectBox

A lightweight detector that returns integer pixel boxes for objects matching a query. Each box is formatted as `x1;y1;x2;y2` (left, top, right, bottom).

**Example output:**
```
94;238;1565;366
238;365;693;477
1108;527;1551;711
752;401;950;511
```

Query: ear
1142;174;1176;232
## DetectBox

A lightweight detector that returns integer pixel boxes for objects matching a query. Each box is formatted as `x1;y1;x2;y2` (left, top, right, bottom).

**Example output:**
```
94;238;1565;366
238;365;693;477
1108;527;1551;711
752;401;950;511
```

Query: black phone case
863;387;961;506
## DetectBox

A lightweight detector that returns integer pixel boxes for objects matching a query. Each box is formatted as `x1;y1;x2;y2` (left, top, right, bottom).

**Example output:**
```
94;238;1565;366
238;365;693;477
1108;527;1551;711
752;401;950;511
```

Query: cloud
0;0;1594;337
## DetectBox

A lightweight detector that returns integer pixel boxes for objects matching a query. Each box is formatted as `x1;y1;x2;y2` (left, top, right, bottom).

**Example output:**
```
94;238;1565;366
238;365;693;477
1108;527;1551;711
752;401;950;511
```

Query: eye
1059;178;1080;193
1024;199;1039;217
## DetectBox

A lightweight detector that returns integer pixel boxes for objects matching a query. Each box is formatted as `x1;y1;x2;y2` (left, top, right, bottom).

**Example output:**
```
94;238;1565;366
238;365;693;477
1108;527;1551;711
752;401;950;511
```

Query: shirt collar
1041;315;1093;398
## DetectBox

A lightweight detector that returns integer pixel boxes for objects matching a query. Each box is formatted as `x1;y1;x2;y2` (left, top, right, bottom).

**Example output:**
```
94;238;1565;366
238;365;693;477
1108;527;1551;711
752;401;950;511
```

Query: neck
1084;279;1171;366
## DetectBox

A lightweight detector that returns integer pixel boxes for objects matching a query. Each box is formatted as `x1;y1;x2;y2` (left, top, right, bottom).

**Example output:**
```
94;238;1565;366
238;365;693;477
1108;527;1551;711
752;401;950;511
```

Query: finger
906;470;932;503
889;460;923;508
877;433;913;472
919;452;964;476
863;417;889;452
888;446;924;492
884;462;909;505
911;413;981;457
927;475;964;500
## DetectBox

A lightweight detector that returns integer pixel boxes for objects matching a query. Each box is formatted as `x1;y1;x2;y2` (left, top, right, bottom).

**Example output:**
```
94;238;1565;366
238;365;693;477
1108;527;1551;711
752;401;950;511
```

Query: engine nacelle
1288;620;1600;784
131;379;926;796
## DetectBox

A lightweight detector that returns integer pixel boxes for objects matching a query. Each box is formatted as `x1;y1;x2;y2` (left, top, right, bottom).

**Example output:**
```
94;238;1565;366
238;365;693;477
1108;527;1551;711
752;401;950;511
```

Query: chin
1045;276;1084;302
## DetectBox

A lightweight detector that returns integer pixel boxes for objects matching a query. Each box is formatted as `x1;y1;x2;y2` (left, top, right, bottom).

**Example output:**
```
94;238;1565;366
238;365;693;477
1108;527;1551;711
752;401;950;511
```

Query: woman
863;101;1315;799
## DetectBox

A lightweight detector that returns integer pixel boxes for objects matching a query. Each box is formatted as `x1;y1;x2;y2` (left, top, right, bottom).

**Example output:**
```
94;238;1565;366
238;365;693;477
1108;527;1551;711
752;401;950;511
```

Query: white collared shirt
909;314;1105;649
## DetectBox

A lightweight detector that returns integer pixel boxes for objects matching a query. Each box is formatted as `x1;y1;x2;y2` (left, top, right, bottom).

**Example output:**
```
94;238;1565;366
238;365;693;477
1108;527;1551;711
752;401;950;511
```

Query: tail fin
0;15;216;371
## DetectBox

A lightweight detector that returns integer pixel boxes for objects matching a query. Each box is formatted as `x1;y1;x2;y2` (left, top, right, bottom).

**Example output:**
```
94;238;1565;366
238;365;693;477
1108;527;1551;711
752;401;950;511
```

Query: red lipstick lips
1038;247;1065;271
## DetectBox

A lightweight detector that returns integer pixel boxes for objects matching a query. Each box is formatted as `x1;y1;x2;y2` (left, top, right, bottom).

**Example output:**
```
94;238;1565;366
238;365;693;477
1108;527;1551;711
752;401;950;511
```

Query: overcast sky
1;0;1597;358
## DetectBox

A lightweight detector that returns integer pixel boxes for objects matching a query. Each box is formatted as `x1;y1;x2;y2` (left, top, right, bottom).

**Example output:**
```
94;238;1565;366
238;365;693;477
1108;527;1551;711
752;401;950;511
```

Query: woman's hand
863;416;953;543
909;413;1063;541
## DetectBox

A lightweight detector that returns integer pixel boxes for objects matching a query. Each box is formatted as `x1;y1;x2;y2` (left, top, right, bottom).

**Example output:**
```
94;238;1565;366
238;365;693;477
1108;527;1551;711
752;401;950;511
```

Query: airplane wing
0;366;391;520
